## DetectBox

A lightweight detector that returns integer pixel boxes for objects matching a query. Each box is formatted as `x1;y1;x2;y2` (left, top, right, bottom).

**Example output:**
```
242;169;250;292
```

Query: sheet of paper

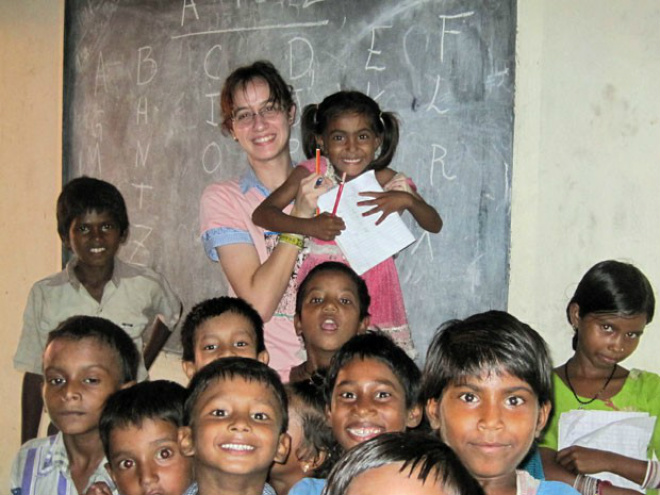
558;409;656;490
317;170;415;275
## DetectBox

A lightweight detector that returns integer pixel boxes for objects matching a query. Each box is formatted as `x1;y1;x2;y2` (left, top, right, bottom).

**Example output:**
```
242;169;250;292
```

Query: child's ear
182;360;197;381
357;316;370;334
300;448;328;474
119;227;129;245
257;349;270;365
273;432;291;465
287;104;297;125
535;401;552;437
425;398;441;431
294;315;304;337
568;302;581;328
178;426;196;457
405;403;423;429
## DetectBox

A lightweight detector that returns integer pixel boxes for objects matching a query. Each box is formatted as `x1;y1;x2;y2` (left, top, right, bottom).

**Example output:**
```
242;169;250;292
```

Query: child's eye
252;412;270;421
626;331;642;339
47;377;65;386
210;409;227;417
601;324;613;332
156;447;174;460
339;391;355;400
117;458;135;470
331;134;345;142
202;344;218;351
339;297;353;305
358;133;372;140
459;392;478;403
506;396;525;407
234;341;249;348
77;225;90;233
83;377;101;385
375;391;392;399
310;297;323;304
101;223;116;231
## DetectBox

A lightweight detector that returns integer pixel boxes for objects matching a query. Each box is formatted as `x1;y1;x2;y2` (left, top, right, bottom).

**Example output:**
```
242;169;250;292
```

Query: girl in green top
540;260;658;495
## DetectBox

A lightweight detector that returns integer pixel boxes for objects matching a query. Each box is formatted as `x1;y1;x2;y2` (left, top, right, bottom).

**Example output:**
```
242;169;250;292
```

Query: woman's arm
555;446;648;487
252;166;345;241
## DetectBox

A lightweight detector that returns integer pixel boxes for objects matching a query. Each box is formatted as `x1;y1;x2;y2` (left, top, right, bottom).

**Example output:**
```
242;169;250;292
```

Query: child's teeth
222;443;254;451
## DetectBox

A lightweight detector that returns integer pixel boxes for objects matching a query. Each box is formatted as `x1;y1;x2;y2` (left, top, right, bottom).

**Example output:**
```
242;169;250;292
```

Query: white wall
2;0;659;486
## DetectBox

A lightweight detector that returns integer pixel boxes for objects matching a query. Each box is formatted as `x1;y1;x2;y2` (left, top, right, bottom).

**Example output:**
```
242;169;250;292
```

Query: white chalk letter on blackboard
94;52;107;96
365;26;392;72
137;46;157;86
427;75;449;115
204;45;223;80
202;141;221;174
131;183;154;210
288;37;314;85
206;93;219;127
430;144;454;183
438;12;474;63
136;140;150;168
181;0;200;27
137;96;149;125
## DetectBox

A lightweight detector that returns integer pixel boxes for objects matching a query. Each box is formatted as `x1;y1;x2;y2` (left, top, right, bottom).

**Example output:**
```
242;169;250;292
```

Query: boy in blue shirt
179;357;290;495
14;176;181;443
10;315;139;495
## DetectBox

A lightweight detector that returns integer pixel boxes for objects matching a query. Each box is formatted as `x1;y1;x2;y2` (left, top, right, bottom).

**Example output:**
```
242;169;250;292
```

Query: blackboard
63;0;515;360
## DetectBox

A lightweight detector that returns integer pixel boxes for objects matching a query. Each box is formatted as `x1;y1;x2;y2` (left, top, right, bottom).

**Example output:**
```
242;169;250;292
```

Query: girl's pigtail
372;111;400;170
301;104;321;159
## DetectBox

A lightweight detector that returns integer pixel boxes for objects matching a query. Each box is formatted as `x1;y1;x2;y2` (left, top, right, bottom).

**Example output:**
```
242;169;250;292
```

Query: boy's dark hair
324;431;485;495
567;260;655;350
185;357;288;433
46;315;139;384
99;380;188;459
220;60;294;136
286;380;337;478
57;176;129;242
300;90;400;170
295;262;371;321
324;331;421;410
421;310;553;406
180;296;266;362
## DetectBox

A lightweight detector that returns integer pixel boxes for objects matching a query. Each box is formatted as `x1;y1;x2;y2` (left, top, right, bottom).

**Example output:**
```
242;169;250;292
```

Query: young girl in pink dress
252;91;442;357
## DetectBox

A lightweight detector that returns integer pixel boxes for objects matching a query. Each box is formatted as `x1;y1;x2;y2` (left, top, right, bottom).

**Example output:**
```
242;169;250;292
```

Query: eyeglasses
232;104;284;127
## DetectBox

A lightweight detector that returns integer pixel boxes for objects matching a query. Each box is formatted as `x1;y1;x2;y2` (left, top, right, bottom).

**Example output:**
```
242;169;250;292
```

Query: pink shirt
199;168;303;379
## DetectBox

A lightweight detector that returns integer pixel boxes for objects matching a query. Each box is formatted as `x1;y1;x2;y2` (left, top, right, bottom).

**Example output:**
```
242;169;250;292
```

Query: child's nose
63;382;82;401
354;396;376;416
139;462;159;488
229;415;251;432
477;403;503;430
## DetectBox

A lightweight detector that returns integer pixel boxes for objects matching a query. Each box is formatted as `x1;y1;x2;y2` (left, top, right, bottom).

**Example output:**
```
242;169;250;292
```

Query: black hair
295;262;371;321
324;431;485;495
180;296;266;362
324;331;421;410
567;260;655;350
220;60;294;136
286;380;337;478
421;310;553;406
300;90;399;170
56;176;129;242
46;315;139;384
185;357;288;433
99;380;188;459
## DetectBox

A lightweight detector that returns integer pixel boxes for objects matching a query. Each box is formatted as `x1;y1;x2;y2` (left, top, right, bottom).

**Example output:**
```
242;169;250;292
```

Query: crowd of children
9;59;659;495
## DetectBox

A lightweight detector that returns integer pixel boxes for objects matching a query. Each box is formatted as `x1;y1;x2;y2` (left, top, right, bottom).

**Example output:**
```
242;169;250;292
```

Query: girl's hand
555;445;616;475
84;482;114;495
383;172;415;194
357;190;413;225
308;212;345;241
295;173;333;218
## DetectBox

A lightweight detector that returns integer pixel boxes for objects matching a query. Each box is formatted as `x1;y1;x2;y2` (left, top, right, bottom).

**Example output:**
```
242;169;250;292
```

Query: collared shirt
182;481;276;495
10;433;117;495
14;257;181;380
199;167;304;379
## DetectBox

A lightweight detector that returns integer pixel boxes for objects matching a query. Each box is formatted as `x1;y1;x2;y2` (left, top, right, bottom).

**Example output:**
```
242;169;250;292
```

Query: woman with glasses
199;61;327;380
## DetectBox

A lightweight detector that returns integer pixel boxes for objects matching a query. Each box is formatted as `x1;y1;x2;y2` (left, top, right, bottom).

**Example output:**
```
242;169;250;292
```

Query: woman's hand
307;212;345;241
556;445;617;475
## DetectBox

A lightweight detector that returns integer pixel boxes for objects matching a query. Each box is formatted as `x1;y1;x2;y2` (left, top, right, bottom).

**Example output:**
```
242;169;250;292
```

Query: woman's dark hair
567;260;655;349
421;310;553;406
324;431;485;495
57;176;129;242
324;331;421;410
300;90;399;170
295;262;371;321
220;60;294;136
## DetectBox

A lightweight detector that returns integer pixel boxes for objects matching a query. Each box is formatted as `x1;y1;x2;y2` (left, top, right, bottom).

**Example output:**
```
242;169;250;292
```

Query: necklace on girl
564;360;617;407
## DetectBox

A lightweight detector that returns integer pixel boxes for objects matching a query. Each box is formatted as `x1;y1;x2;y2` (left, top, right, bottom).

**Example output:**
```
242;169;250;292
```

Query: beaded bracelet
574;474;599;495
643;460;660;489
279;233;304;249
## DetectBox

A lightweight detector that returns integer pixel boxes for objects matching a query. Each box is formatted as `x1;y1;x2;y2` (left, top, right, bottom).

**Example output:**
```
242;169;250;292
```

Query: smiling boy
179;357;290;495
10;315;139;495
14;177;181;443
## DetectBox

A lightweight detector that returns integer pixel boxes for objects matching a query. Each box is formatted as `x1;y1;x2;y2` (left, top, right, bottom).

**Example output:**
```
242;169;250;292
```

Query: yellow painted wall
2;0;659;485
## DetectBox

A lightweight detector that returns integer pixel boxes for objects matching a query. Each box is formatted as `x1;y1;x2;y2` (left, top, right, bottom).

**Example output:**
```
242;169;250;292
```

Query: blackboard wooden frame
63;0;515;358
